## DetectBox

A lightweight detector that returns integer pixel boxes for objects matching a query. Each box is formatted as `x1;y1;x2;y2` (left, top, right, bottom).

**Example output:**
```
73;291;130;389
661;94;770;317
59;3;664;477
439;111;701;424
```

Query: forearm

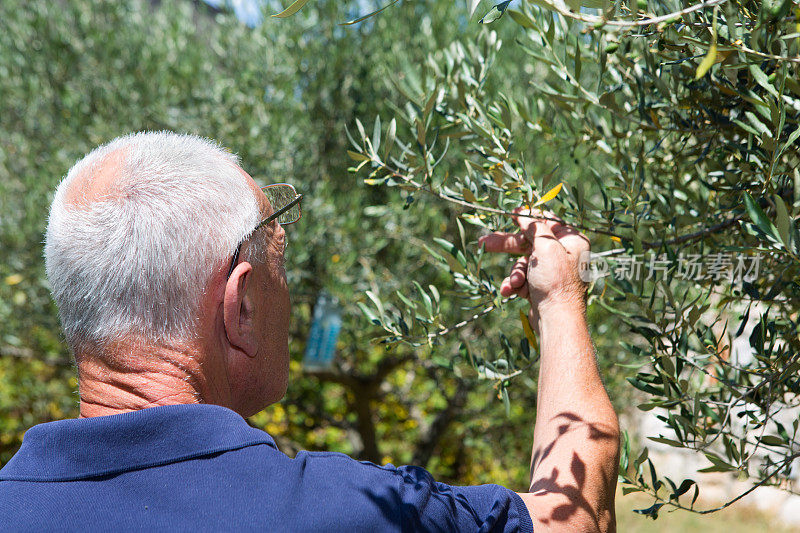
527;301;620;532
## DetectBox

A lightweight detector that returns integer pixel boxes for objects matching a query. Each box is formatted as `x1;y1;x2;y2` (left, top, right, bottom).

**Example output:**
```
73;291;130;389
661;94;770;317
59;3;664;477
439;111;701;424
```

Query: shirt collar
0;403;277;482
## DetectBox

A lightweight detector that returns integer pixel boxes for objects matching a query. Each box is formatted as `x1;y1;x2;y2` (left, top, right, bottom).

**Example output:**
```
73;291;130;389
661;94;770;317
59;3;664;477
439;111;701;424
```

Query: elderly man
0;132;619;531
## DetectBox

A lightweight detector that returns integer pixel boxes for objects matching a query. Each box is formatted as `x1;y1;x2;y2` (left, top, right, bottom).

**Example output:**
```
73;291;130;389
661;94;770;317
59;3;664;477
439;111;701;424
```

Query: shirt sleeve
294;451;533;533
391;464;533;533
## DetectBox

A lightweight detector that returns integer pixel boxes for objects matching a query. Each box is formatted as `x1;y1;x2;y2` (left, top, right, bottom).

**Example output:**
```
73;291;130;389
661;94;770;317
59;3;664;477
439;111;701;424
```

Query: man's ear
223;261;257;357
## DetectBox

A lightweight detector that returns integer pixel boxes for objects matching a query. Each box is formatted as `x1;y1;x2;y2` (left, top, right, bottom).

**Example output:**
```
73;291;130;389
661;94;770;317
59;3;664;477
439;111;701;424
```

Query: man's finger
500;257;529;297
500;277;530;299
508;256;528;288
479;233;530;255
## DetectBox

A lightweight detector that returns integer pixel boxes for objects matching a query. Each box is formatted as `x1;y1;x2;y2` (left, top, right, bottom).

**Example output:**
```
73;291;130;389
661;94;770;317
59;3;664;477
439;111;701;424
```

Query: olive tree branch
371;161;745;250
531;0;729;28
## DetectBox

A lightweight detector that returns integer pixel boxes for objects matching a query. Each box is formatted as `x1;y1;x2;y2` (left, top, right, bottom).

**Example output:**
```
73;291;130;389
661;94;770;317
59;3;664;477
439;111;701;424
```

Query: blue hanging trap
303;291;342;370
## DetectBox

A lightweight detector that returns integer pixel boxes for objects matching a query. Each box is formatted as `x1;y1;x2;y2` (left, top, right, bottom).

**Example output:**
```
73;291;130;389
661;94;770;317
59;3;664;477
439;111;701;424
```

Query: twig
648;214;745;248
625;451;800;515
538;0;728;28
426;298;513;339
693;453;799;513
731;41;800;64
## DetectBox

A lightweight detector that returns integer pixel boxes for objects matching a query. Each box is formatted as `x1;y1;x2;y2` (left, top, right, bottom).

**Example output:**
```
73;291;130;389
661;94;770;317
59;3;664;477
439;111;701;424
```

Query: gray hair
45;131;262;355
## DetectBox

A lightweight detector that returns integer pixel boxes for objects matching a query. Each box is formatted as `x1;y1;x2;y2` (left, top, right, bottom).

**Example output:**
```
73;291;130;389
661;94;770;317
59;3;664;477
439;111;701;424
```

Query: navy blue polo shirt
0;404;532;532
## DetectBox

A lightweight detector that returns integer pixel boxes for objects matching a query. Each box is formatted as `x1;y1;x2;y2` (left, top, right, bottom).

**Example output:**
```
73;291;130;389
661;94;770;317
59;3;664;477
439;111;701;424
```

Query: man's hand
479;208;619;532
478;209;591;326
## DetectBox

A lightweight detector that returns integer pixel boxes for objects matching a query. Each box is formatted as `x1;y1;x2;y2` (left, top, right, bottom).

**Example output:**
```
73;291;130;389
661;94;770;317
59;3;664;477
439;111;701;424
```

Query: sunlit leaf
272;0;311;18
479;1;511;23
532;182;563;207
519;310;538;352
695;8;718;79
695;43;716;79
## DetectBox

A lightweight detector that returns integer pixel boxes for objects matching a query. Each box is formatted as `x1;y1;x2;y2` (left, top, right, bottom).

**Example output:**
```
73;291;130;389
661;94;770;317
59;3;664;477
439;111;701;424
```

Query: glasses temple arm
226;193;302;279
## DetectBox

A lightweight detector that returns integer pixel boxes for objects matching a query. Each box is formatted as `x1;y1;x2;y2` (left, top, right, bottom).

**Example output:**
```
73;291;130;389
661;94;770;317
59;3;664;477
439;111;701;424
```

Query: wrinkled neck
75;341;231;418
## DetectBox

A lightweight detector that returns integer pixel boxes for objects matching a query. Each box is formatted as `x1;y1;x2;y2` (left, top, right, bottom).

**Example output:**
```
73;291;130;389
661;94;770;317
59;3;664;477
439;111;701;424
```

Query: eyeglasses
226;183;302;278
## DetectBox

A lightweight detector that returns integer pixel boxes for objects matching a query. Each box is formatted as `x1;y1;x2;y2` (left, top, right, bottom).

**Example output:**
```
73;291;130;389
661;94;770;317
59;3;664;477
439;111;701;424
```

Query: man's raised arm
480;210;620;533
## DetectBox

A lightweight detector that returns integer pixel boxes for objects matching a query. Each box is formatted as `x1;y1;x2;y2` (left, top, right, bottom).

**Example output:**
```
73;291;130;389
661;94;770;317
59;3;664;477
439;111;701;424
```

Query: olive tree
290;0;800;518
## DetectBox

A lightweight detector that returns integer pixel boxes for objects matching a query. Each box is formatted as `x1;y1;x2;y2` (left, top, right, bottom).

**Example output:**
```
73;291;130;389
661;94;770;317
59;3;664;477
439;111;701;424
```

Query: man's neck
76;342;229;418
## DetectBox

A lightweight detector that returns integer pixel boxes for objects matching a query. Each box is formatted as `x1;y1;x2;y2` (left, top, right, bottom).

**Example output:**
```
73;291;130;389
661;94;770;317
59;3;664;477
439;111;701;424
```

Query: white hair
45;131;262;355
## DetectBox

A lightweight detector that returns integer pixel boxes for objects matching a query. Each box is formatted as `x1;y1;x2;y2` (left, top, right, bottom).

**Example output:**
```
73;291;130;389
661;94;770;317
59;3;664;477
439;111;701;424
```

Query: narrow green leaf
357;302;380;325
697;464;737;473
659;354;675;377
633;447;649;471
355;118;366;141
699;452;737;473
365;290;385;317
779;126;800;159
469;0;483;16
372;116;381;154
433;237;457;254
671;479;696;500
396;290;417;310
456;217;467;253
414;281;433;316
415;118;426;146
638;402;658;411
479;0;512;23
750;64;780;99
648;436;683;448
774;196;791;246
622;486;644;495
744;193;778;240
347;150;371;162
424;90;438;119
544;13;555;42
508;9;535;29
695;8;718;79
648;459;661;491
760;435;786;446
272;0;311;18
745;111;772;137
445;250;470;276
462;188;479;203
733;119;762;137
383;118;396;162
339;0;400;25
428;284;440;305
